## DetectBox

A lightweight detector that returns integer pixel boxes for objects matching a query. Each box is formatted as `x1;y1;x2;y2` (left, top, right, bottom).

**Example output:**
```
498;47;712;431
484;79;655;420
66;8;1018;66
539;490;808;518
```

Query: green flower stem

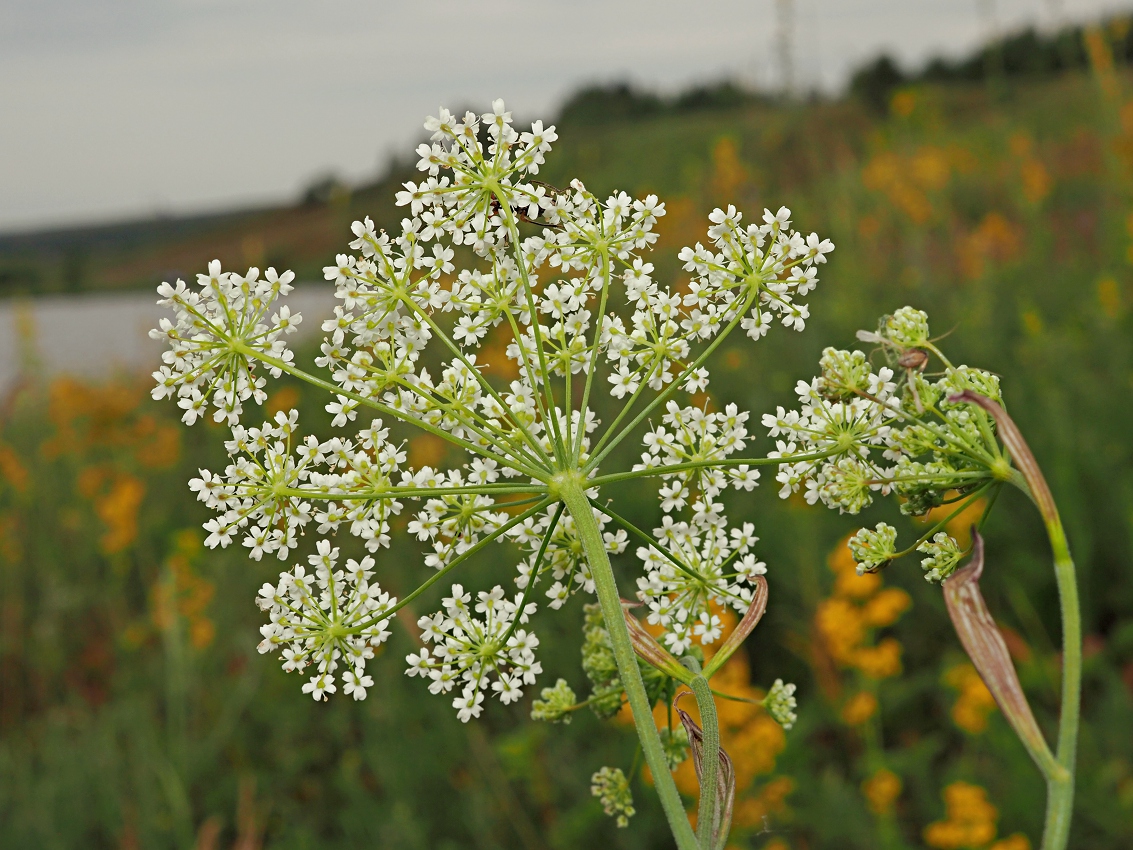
557;477;699;850
346;498;553;633
574;248;612;463
392;289;549;465
499;503;564;646
594;500;708;586
890;481;994;560
689;671;720;850
278;484;547;500
1040;511;1080;850
243;346;548;481
502;208;568;462
584;289;756;474
954;390;1081;850
589;449;840;487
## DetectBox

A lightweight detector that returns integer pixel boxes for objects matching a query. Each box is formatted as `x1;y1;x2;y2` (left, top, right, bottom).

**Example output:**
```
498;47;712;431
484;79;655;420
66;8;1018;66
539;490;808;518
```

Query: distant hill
2;10;1131;298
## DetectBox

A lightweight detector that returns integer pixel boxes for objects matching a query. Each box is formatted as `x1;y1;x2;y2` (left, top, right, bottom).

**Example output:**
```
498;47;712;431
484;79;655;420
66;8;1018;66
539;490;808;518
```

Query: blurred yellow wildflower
862;768;902;815
841;691;878;726
151;530;216;650
816;535;911;680
95;474;146;555
1009;132;1051;204
1097;275;1122;319
862;144;959;224
711;136;751;203
924;782;999;849
732;776;795;830
890;90;916;118
0;442;29;494
41;377;180;470
1084;25;1120;101
944;662;998;734
958;212;1023;281
77;466;145;555
266;385;301;418
409;433;448;469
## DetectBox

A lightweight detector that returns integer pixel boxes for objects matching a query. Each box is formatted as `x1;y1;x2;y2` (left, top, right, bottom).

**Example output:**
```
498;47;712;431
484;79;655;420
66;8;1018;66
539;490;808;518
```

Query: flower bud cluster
579;603;675;720
775;307;1006;580
848;523;898;574
764;678;799;729
530;678;577;724
591;766;636;827
917;532;964;582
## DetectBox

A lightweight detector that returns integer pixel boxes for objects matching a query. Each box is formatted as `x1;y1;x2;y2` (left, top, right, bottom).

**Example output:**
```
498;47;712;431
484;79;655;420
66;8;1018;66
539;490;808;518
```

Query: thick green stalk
689;673;720;850
557;477;699;850
1040;514;1080;850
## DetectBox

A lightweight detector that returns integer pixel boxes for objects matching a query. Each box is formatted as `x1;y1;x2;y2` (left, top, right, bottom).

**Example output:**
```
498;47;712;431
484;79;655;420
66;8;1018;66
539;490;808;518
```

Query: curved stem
689;672;720;850
1040;513;1079;850
557;478;699;850
952;391;1079;850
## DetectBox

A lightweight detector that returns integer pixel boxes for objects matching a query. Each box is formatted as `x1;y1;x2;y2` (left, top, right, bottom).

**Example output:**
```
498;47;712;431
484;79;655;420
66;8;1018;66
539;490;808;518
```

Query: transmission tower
776;0;795;97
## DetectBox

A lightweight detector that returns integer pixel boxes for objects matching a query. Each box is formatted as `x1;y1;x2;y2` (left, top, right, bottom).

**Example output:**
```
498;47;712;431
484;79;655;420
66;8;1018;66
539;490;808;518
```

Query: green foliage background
2;28;1133;850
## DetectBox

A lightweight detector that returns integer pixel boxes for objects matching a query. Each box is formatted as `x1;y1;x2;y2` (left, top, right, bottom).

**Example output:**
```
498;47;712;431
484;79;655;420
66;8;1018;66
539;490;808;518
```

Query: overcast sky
1;0;1128;232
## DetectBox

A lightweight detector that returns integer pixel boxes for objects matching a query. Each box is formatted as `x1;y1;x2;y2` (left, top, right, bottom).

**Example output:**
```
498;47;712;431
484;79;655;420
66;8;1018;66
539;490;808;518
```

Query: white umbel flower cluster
763;349;900;513
629;401;767;649
151;261;301;425
635;510;766;655
406;584;540;721
152;100;835;719
256;541;395;701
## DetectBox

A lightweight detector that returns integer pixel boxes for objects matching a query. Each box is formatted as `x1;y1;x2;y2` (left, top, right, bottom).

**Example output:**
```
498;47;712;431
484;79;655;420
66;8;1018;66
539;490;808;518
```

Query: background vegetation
2;15;1133;850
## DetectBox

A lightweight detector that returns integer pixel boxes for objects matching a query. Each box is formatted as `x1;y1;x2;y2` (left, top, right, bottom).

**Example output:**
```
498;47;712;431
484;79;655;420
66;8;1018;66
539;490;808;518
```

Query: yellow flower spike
853;638;903;680
924;781;1000;850
861;587;912;628
0;443;29;494
95;474;146;555
944;662;998;734
862;768;902;816
841;691;878;726
815;597;868;666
